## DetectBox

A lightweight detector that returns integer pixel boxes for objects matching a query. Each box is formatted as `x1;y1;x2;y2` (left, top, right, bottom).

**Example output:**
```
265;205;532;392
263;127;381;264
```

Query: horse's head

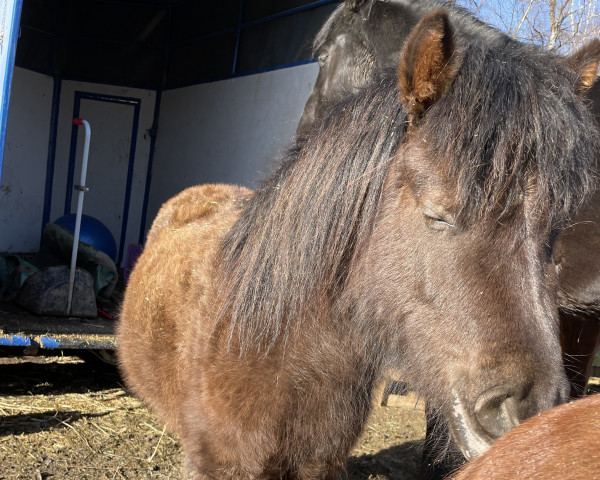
297;0;446;135
351;10;600;460
297;0;515;135
297;0;435;135
297;1;377;135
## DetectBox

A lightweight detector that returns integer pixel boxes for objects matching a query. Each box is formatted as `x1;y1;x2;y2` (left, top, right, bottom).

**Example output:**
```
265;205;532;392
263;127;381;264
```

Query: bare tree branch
515;0;537;37
459;0;600;53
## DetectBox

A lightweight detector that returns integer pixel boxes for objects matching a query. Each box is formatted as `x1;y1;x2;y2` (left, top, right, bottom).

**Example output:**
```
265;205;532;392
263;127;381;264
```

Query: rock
15;266;97;318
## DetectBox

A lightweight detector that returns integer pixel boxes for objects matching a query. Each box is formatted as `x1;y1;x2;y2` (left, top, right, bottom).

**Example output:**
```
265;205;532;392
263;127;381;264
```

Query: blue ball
54;214;117;261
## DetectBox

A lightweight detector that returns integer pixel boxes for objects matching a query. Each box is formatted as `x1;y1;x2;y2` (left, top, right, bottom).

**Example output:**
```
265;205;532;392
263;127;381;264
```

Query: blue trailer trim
227;58;318;79
0;334;116;350
41;77;62;235
0;0;23;184
162;58;318;91
0;334;31;347
40;336;61;349
119;101;141;265
139;90;162;245
0;307;117;350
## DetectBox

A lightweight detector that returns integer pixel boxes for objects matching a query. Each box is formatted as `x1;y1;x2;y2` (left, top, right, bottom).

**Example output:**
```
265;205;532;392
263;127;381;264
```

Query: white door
66;92;141;264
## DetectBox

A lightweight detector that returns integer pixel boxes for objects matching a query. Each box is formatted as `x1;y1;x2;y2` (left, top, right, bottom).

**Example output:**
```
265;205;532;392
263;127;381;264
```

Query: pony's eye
423;210;456;230
318;53;329;67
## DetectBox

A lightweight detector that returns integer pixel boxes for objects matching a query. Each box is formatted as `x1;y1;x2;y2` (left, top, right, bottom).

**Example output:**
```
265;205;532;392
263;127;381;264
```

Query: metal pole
66;118;91;315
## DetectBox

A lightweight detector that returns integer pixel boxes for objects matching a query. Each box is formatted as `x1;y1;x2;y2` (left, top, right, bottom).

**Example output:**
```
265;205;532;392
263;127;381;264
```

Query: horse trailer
0;0;341;353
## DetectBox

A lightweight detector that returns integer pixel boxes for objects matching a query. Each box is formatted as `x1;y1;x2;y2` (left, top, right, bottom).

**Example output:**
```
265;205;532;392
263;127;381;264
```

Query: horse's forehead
398;139;535;223
398;143;457;197
327;31;351;50
326;27;363;53
325;4;373;48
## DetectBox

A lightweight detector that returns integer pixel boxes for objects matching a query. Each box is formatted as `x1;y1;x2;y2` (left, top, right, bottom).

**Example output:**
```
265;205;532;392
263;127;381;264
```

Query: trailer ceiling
16;0;340;90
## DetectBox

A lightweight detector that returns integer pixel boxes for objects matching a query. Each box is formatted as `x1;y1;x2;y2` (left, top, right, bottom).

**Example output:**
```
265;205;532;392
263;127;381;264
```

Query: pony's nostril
450;381;567;461
474;391;521;439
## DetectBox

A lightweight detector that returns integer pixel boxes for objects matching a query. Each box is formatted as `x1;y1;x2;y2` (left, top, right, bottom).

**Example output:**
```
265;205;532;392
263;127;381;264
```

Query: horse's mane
422;42;599;228
220;13;599;353
220;74;407;351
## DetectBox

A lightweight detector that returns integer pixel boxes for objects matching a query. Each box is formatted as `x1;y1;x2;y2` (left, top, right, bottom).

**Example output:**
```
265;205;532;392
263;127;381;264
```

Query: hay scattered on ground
0;355;426;480
4;354;596;480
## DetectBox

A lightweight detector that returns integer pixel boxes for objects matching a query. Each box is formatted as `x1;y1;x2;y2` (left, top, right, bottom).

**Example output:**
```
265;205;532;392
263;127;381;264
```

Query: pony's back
451;394;600;479
117;184;250;433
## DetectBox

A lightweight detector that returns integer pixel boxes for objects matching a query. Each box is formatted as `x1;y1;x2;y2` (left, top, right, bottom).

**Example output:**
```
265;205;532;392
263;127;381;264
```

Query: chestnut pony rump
450;394;600;480
118;10;598;480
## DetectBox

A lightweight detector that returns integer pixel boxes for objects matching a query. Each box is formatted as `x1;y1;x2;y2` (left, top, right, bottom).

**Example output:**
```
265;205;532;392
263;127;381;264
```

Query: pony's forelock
422;42;599;228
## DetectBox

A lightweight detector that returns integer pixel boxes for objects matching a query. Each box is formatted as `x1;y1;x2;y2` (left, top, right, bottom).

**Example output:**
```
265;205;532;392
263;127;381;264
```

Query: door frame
65;91;141;265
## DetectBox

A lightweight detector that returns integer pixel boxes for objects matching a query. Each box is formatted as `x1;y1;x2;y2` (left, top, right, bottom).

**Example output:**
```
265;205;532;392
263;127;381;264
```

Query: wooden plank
0;302;116;350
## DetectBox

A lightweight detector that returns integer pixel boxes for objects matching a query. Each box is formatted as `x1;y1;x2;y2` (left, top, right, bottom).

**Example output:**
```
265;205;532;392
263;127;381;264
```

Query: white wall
0;62;319;256
146;62;319;228
0;67;53;252
0;70;157;258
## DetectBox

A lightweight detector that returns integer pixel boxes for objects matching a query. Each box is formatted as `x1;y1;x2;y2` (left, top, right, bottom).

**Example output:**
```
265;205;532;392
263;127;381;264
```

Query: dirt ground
0;352;426;480
2;352;599;480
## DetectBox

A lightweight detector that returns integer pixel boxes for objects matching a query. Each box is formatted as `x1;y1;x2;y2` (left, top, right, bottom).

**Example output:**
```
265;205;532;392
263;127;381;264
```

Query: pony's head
224;8;600;462
344;10;600;460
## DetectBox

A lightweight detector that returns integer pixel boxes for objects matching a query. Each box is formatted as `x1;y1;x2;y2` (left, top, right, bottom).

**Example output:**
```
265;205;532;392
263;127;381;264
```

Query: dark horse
298;0;516;134
118;11;599;479
298;0;600;475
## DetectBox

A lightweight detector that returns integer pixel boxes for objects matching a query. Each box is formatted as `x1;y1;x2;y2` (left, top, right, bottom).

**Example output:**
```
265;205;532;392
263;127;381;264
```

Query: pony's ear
564;38;600;95
344;0;369;13
398;10;462;122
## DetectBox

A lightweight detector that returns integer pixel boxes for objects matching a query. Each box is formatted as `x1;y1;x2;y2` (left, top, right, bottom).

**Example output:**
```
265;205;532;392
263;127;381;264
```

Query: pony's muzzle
450;379;569;460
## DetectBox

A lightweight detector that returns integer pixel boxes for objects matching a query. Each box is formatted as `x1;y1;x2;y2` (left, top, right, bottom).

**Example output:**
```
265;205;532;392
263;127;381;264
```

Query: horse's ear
564;38;600;95
398;10;462;122
344;0;369;13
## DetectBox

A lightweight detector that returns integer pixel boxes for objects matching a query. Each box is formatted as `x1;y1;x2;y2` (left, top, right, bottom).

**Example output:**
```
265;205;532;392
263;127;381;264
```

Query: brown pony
299;2;600;477
299;0;600;403
117;11;599;479
450;393;600;479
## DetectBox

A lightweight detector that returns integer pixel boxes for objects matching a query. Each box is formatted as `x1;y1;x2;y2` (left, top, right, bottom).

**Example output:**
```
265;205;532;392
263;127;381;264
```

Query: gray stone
15;266;97;318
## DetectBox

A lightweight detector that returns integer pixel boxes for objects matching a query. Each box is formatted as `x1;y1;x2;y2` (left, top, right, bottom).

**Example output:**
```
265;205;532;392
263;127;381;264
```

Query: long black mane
220;12;599;352
220;74;407;350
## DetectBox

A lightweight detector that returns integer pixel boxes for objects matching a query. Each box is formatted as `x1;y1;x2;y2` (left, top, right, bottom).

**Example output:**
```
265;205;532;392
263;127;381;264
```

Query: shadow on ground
0;350;121;395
